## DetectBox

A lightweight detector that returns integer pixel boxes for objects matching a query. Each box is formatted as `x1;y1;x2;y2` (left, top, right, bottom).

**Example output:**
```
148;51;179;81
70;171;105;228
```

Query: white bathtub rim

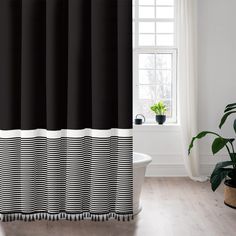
133;205;142;216
133;152;152;168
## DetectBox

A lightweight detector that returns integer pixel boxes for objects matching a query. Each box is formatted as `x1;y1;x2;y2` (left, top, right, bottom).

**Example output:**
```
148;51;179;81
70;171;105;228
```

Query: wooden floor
1;178;236;236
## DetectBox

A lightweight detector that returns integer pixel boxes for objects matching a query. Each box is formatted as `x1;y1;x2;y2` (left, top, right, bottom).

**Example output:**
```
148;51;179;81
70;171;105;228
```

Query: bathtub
133;152;152;215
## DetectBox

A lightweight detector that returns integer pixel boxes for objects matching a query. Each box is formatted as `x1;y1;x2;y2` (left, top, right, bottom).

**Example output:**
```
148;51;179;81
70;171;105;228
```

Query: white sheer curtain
177;0;207;181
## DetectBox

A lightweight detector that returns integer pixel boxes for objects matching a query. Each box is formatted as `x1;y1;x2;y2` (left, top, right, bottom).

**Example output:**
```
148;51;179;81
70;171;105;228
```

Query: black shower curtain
0;0;133;221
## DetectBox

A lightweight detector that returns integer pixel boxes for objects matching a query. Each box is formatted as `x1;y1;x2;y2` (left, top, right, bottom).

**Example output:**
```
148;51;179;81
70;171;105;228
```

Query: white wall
134;125;185;176
198;0;236;173
134;0;236;176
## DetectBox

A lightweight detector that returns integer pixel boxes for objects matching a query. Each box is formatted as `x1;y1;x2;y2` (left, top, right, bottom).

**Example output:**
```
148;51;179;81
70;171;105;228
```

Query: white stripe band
0;129;133;138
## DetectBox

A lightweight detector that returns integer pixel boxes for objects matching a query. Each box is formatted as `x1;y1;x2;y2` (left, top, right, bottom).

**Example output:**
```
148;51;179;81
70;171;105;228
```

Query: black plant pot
155;115;166;125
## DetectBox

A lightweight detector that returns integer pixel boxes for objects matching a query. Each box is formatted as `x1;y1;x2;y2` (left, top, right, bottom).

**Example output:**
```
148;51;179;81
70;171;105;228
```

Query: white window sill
133;123;181;132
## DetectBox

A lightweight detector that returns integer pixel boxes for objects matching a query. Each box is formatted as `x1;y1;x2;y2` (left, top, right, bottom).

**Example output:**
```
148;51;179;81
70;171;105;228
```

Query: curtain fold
0;0;133;221
178;0;207;181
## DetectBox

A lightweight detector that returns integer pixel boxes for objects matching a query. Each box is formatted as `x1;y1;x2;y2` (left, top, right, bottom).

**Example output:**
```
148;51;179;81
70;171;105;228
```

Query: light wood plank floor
1;177;236;236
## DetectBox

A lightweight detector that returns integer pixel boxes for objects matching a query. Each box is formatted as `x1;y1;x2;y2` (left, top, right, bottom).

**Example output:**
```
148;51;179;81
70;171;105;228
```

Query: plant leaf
228;138;235;143
219;111;236;129
210;168;233;191
211;161;234;177
188;131;220;155
234;119;236;134
150;101;167;115
211;137;229;155
224;106;236;113
230;153;236;163
226;103;236;108
228;169;236;180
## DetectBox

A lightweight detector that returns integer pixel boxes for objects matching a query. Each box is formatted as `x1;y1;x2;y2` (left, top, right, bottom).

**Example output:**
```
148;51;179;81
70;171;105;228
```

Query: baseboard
145;163;187;177
145;163;216;177
144;153;226;177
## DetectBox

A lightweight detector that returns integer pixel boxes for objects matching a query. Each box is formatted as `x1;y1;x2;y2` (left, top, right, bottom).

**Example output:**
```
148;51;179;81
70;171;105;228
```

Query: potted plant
150;101;167;125
188;102;236;208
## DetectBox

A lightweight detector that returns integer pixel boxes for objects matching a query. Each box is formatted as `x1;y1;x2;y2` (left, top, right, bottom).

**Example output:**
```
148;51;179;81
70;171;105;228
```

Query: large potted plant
188;102;236;208
150;101;167;125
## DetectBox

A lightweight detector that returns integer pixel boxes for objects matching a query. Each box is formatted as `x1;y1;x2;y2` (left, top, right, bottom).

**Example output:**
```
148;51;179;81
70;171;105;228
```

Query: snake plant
188;102;236;191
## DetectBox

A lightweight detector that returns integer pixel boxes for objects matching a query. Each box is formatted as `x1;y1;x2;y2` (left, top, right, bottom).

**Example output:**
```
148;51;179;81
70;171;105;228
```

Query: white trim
145;163;215;177
133;0;178;124
133;123;180;132
133;49;178;123
145;163;187;177
144;162;224;177
0;129;133;139
133;1;176;48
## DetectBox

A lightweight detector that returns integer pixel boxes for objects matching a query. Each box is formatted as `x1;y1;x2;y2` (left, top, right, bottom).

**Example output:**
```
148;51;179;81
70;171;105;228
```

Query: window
133;0;177;123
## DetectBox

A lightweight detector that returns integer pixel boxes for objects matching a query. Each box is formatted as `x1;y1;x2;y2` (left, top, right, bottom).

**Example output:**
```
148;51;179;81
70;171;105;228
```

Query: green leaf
228;138;235;143
230;153;236;163
234;119;236;134
211;161;234;177
211;137;229;155
226;103;236;108
219;111;236;129
228;170;236;180
188;131;220;155
224;106;236;113
210;168;232;191
150;101;167;115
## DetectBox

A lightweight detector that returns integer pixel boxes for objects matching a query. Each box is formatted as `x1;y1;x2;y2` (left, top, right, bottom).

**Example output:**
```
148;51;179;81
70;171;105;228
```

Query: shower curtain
0;0;133;221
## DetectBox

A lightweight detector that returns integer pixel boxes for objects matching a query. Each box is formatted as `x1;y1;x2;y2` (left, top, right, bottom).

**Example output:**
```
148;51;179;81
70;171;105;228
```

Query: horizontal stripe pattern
0;129;133;138
0;131;133;221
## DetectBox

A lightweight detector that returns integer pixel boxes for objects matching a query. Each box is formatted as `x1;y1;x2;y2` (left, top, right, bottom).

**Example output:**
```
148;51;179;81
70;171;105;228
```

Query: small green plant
150;101;167;115
188;102;236;191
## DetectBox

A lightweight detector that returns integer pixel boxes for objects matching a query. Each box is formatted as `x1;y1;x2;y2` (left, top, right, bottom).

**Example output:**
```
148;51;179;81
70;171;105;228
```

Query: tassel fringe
0;212;134;222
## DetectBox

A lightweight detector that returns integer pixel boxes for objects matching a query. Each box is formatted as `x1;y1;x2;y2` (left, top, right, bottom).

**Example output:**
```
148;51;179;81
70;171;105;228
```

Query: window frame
133;0;178;124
